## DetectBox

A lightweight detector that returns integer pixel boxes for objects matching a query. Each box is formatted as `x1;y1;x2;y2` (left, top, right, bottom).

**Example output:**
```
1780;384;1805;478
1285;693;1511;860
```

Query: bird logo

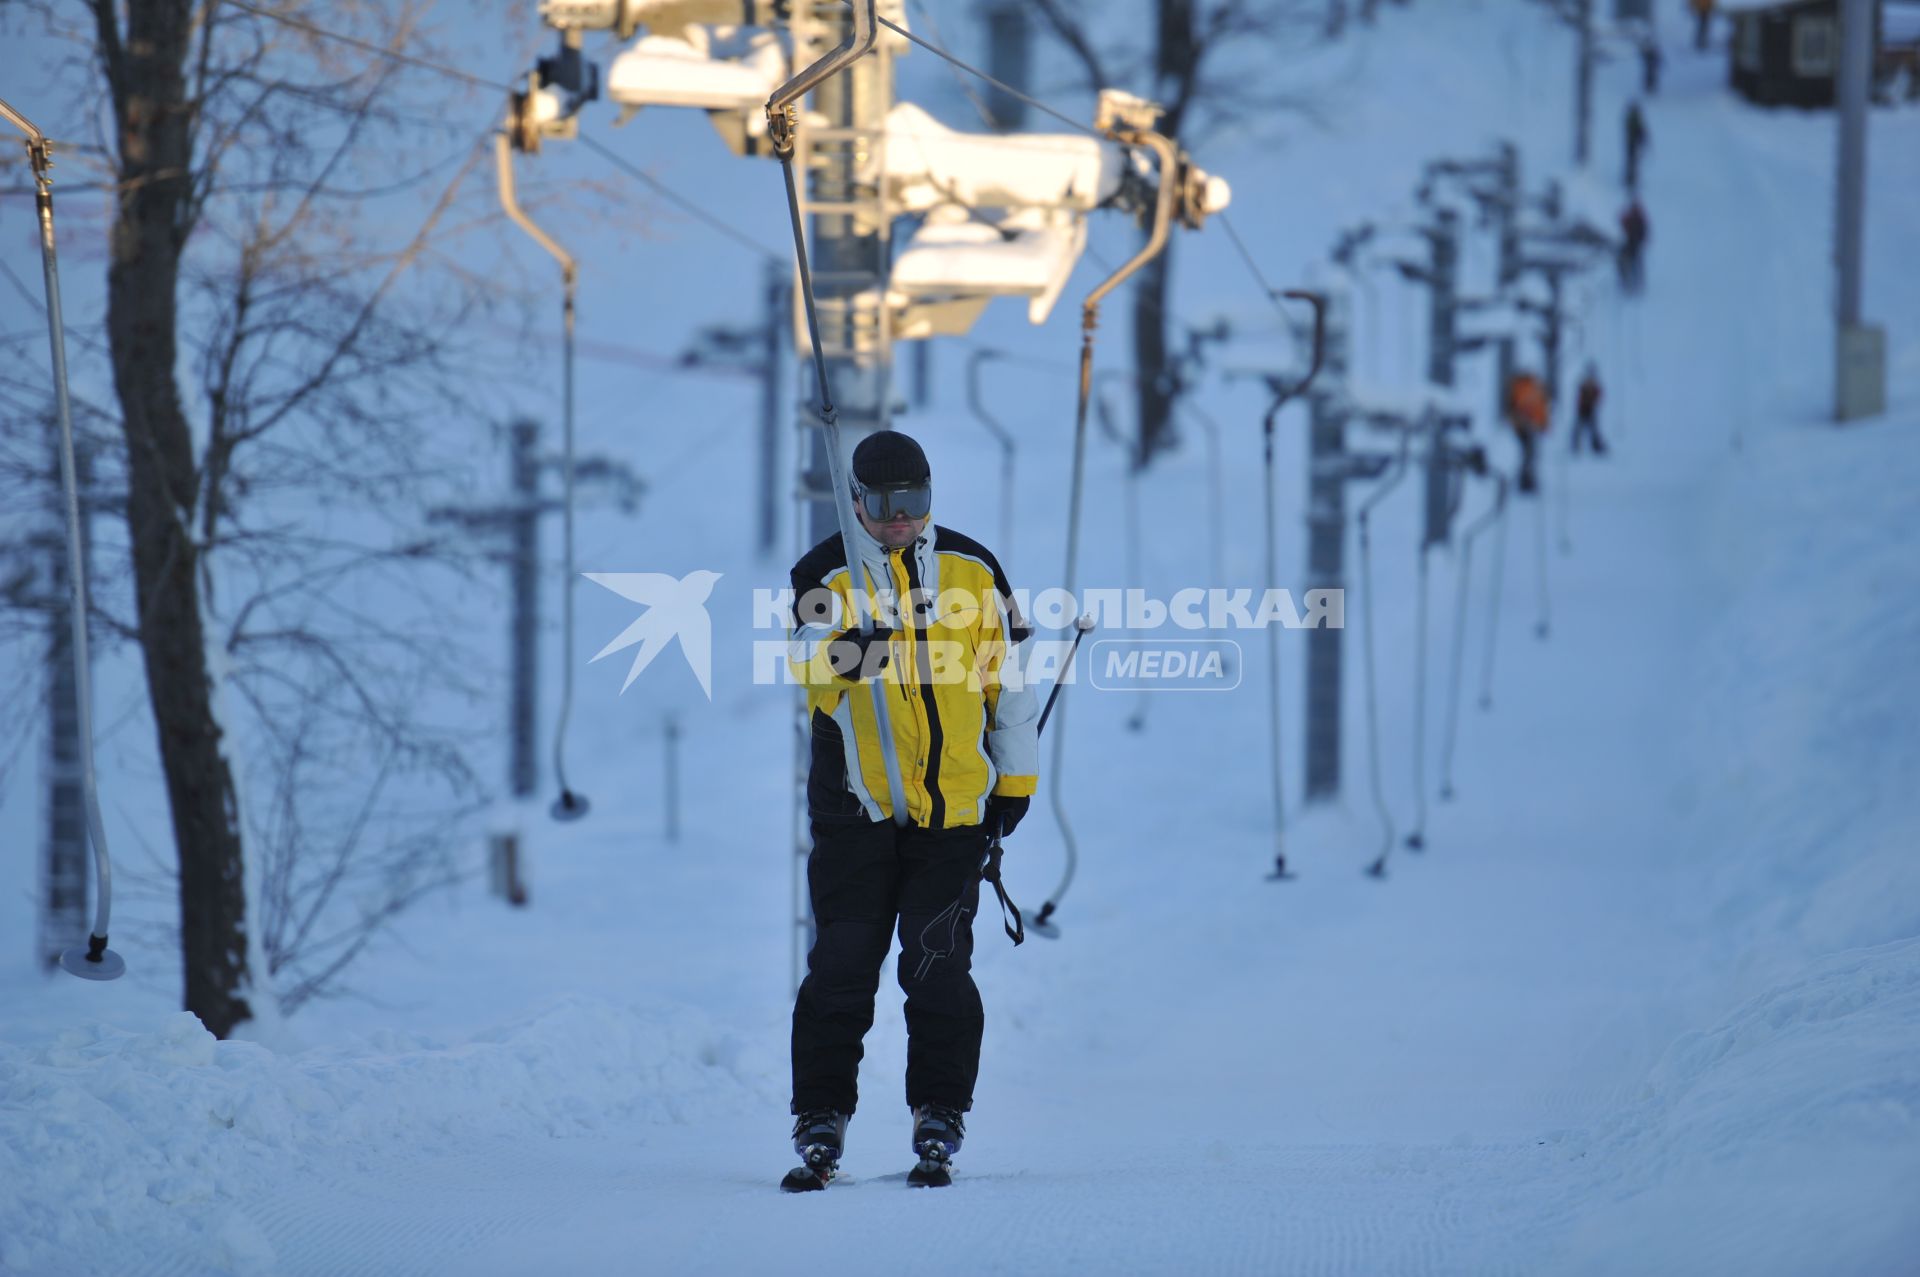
584;570;723;698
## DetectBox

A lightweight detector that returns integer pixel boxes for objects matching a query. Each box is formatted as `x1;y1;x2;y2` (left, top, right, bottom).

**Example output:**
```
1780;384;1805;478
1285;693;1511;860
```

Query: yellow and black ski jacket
788;521;1038;828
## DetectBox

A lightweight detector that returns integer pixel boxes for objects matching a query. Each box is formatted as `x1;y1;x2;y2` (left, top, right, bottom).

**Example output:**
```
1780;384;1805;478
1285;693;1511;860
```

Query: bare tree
0;0;532;1034
1032;0;1326;465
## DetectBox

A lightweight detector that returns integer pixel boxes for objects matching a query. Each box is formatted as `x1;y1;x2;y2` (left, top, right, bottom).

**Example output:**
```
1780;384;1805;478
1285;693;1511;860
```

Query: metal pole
1304;294;1350;804
494;130;590;821
1263;402;1288;872
759;261;785;554
983;1;1032;130
1407;531;1430;849
665;715;681;843
1035;128;1183;933
1427;209;1459;387
791;1;893;546
1834;0;1884;422
1575;0;1594;168
1836;0;1869;328
769;0;908;828
510;419;540;798
41;435;89;968
2;98;124;980
1545;272;1565;412
1441;473;1507;798
1497;141;1521;288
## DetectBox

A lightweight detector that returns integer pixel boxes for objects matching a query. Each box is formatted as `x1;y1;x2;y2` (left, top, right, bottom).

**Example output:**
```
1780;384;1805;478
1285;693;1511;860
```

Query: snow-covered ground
4;2;1919;1273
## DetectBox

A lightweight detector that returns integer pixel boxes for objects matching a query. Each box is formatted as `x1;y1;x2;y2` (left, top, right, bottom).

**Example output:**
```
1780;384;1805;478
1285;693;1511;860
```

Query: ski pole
3;98;126;981
1036;614;1096;737
919;615;1092;971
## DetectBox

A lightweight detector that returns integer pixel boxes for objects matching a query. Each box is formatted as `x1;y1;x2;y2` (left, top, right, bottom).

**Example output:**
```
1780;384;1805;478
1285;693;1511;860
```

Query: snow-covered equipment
497;96;592;823
572;1;1233;340
2;98;126;981
606;25;789;154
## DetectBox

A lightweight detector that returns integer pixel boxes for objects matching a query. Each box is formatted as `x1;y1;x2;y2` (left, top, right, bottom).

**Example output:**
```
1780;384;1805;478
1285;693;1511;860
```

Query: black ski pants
1572;410;1607;454
1515;427;1541;494
790;817;987;1118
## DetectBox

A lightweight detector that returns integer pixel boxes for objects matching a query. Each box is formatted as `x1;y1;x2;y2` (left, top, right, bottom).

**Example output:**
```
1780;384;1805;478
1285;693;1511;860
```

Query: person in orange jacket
1507;370;1551;494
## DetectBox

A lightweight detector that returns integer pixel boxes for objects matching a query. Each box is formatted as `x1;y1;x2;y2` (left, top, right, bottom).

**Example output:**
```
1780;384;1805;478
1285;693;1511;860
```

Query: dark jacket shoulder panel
791;533;848;591
932;525;1029;641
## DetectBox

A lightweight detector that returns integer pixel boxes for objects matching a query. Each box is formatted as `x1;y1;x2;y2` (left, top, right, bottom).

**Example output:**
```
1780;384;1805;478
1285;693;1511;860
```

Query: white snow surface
3;2;1919;1274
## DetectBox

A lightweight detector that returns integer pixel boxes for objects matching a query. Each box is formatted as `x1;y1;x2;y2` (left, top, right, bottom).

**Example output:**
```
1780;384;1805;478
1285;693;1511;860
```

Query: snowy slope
4;1;1919;1273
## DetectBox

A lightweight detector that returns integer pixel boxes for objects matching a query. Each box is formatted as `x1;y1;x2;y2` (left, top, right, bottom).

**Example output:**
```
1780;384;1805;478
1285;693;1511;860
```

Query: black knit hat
851;430;930;489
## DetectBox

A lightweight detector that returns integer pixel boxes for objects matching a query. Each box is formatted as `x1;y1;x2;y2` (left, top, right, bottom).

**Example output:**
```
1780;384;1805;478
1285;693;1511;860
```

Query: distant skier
782;429;1038;1192
1690;0;1715;50
1618;199;1650;293
1507;370;1551;494
1640;34;1663;95
1572;364;1609;456
1624;101;1650;190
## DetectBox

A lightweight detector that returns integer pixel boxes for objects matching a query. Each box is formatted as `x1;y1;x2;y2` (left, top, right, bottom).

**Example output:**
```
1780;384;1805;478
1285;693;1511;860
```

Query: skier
1690;0;1715;50
1507;370;1551;494
782;429;1038;1192
1624;101;1650;191
1571;363;1609;456
1639;33;1663;95
1618;199;1650;294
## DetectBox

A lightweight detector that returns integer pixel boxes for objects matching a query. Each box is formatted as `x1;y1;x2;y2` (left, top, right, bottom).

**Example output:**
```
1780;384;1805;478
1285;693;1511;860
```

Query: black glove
987;793;1030;839
825;624;892;681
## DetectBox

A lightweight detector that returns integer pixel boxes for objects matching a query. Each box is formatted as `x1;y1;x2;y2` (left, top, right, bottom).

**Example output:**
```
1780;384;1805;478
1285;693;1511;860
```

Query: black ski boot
907;1104;964;1188
781;1109;847;1192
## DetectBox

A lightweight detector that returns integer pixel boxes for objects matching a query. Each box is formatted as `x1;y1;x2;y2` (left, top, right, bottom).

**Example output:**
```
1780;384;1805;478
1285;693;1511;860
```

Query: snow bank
0;996;769;1276
1683;419;1920;980
1554;940;1920;1274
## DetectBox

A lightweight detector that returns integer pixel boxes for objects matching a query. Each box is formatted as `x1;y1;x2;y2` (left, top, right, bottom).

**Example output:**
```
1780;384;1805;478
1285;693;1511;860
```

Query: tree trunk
99;0;254;1038
1130;238;1178;469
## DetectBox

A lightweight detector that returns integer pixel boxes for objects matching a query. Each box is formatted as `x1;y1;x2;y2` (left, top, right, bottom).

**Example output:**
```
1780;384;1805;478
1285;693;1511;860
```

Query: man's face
856;502;928;548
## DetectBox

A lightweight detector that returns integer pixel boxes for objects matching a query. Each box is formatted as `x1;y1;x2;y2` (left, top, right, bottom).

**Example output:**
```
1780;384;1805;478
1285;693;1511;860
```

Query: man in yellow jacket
784;429;1037;1187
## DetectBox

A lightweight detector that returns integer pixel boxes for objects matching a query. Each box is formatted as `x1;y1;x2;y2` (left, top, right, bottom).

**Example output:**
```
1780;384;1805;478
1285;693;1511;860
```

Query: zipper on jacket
901;543;946;828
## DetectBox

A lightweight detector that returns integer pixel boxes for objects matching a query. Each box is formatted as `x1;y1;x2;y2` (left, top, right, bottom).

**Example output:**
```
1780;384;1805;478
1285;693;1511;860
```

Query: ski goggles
855;481;932;523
